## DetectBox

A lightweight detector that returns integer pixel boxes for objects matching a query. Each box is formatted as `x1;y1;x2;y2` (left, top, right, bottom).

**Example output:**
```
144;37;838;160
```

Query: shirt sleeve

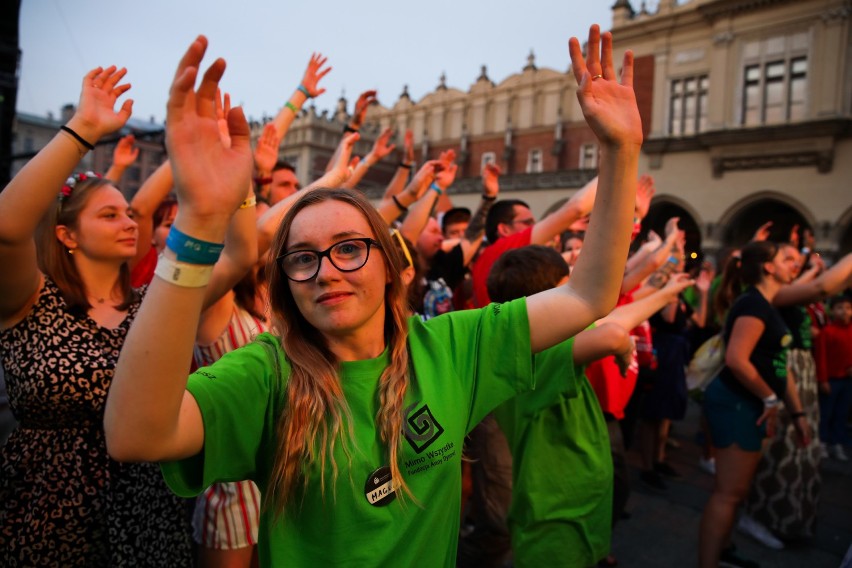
160;333;283;497
410;297;534;433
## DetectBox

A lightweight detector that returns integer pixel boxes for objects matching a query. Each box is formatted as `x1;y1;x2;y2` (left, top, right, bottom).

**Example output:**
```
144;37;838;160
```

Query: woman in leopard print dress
0;67;194;566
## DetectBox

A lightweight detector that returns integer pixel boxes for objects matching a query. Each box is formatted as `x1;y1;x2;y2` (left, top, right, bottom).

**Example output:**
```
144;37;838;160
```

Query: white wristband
762;393;779;408
154;255;214;288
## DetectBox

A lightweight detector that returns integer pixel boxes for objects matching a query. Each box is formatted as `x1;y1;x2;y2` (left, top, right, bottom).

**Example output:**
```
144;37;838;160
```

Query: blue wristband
297;84;312;98
166;226;224;265
429;182;443;195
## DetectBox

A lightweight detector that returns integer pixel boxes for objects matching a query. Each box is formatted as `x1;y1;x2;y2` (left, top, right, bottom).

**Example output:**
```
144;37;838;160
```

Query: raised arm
527;25;642;353
253;122;281;202
257;131;360;256
384;159;442;230
342;127;396;189
381;129;417;201
0;66;132;321
774;253;852;307
126;160;173;269
530;175;597;246
106;37;253;462
104;133;139;183
271;53;330;140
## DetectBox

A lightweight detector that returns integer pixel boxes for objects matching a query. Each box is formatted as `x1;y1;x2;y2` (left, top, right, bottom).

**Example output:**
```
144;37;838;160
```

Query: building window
526;149;543;173
481;152;496;170
740;34;808;126
668;75;708;136
579;143;597;169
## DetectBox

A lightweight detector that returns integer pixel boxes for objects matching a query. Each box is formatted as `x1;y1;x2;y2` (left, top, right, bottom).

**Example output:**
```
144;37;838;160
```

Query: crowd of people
0;23;850;568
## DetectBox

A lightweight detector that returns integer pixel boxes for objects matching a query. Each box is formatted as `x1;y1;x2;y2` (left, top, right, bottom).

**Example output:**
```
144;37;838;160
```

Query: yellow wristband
240;195;257;209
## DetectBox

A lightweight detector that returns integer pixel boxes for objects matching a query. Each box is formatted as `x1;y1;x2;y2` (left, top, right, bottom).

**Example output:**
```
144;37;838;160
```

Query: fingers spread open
167;66;198;116
586;24;602;77
568;37;586;85
196;58;226;119
620;50;634;87
601;32;615;80
105;67;128;90
173;36;208;85
226;106;251;151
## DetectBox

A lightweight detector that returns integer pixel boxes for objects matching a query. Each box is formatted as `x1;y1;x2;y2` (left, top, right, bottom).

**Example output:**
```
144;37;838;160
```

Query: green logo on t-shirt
402;403;445;453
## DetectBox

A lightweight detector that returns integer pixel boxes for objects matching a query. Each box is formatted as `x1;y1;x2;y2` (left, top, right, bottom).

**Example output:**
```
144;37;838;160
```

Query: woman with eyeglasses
106;25;643;566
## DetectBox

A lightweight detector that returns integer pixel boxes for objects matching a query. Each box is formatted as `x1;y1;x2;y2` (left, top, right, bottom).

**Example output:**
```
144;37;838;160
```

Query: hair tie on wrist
297;85;313;99
790;411;806;419
429;182;443;196
253;176;273;186
481;194;497;201
344;125;360;135
60;125;95;151
397;162;412;170
165;227;224;265
391;194;408;212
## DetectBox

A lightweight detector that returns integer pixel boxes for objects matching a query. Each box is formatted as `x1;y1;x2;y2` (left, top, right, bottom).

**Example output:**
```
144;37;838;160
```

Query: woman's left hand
792;415;813;448
166;36;253;237
568;25;642;149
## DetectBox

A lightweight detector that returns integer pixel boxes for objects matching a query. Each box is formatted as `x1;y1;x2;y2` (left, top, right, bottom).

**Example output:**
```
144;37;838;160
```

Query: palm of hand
578;81;643;148
168;112;251;216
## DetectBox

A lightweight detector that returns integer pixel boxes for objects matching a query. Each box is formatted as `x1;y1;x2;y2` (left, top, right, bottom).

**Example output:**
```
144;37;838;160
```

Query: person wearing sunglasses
107;25;643;567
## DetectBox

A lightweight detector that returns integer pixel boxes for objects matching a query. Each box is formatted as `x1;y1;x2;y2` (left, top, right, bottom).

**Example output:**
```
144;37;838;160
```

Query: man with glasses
471;177;598;308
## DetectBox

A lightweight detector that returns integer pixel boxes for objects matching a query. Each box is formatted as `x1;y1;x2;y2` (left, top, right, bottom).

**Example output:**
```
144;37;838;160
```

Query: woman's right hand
757;404;779;438
165;36;253;239
67;66;133;143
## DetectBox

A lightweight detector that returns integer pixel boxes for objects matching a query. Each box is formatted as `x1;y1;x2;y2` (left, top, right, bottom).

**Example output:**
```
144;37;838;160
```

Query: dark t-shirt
720;287;792;400
778;304;812;350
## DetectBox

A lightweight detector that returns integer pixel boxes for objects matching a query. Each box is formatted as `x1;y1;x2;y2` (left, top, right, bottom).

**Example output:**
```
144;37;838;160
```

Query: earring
67;248;75;255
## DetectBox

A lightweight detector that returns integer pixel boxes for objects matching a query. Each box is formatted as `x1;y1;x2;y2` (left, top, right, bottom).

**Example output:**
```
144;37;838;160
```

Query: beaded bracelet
429;182;443;195
154;255;214;288
165;226;224;265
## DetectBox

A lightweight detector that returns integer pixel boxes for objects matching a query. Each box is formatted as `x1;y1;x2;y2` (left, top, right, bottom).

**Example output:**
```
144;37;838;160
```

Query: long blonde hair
265;188;411;515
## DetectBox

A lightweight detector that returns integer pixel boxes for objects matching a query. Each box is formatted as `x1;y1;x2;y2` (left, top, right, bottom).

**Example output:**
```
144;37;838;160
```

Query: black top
720;287;792;400
778;304;812;350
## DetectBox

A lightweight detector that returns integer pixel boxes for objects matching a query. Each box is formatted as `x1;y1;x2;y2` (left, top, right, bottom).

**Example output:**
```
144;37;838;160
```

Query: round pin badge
364;466;396;507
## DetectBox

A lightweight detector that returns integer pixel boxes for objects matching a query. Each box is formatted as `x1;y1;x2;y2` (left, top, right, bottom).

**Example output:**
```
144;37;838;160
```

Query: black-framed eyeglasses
278;238;382;282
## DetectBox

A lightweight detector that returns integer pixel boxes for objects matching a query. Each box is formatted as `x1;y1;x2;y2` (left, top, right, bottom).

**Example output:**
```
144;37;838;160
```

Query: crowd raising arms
97;24;642;564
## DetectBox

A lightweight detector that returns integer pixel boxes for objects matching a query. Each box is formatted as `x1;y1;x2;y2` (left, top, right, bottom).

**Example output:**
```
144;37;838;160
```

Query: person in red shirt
815;294;852;461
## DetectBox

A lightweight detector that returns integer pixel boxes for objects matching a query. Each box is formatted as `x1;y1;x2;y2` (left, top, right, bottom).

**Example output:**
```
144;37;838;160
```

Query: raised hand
215;89;232;148
166;36;253;234
789;224;800;249
635;174;655;219
317;132;360;189
665;216;680;238
254;123;281;174
350;90;378;130
482;163;501;198
695;262;714;293
403;129;415;164
568;25;642;149
405;160;444;200
435;149;458;190
752;221;772;242
112;134;139;167
300;53;331;98
70;65;134;141
367;128;397;163
662;272;695;299
567;175;599;217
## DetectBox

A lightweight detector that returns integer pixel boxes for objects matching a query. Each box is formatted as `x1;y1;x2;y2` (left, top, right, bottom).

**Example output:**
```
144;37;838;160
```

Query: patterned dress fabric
745;348;821;539
0;278;194;567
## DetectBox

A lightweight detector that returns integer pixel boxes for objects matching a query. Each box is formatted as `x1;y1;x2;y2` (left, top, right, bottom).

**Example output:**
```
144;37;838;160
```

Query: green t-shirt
161;299;534;567
492;337;613;568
